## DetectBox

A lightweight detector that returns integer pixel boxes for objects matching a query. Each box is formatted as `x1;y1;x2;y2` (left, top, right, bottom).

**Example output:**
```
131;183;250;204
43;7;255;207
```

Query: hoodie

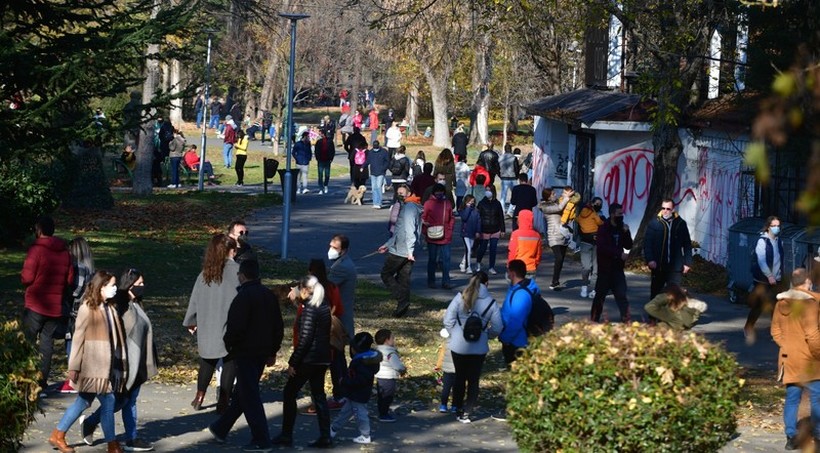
500;277;541;348
21;236;74;317
771;288;820;385
507;209;542;272
338;349;382;403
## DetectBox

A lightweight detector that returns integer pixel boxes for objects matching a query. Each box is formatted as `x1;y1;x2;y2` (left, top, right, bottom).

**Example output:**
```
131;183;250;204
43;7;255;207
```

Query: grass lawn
0;189;509;412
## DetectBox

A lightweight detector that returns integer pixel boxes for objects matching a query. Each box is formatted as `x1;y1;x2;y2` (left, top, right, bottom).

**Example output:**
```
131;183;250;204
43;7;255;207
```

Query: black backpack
457;300;494;342
513;282;555;336
390;156;406;176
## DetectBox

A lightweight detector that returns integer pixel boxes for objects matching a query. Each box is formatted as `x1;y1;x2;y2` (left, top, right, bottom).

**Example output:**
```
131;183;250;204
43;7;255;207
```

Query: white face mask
327;247;340;260
485;191;493;199
102;285;117;300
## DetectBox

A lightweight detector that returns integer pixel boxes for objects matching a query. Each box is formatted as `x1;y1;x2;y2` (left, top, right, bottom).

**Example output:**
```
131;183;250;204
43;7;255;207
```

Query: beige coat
68;303;127;394
771;289;820;385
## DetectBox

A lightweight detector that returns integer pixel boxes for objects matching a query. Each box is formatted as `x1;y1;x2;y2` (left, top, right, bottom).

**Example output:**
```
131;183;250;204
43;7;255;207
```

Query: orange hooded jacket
507;209;542;272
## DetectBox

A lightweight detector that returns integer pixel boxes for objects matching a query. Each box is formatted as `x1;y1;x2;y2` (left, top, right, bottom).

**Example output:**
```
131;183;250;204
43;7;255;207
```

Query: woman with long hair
234;129;249;186
61;237;95;394
49;270;128;453
273;275;333;448
442;271;502;424
433;148;456;191
458;195;481;274
644;284;708;331
81;268;158;451
183;234;240;413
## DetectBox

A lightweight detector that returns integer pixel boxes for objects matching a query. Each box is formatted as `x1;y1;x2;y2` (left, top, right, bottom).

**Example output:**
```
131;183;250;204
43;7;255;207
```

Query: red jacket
422;197;455;245
469;164;491;187
223;123;236;144
21;236;74;317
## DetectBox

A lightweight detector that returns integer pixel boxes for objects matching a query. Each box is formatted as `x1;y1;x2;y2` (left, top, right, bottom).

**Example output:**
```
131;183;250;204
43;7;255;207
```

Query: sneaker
242;444;272;452
475;263;481;272
378;414;396;423
489;268;497;275
59;380;78;394
327;399;345;410
785;436;798;450
317;188;324;194
439;404;448;413
353;435;371;444
301;188;310;194
167;184;177;188
459;263;466;273
588;290;596;299
323;187;329;194
491;409;507;422
580;286;588;298
372;205;381;209
124;438;154;451
208;426;226;444
457;413;472;424
330;427;337;439
549;283;561;291
80;414;95;445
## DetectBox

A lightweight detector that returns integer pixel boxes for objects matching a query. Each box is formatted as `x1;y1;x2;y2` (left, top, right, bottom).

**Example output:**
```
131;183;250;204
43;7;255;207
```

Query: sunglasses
661;207;673;211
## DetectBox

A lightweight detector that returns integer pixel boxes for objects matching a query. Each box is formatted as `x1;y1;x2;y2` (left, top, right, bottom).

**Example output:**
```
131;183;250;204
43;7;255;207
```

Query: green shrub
507;322;741;452
0;320;41;451
0;158;64;245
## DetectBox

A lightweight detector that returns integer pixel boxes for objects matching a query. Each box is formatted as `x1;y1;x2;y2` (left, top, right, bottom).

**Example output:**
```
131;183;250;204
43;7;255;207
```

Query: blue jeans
85;385;142;440
476;237;499;269
222;144;233;168
196;109;204;129
370;174;385;207
427;242;452;286
169;156;182;185
317;161;331;190
785;381;820;438
209;114;220;129
331;400;371;437
500;179;515;211
57;392;116;442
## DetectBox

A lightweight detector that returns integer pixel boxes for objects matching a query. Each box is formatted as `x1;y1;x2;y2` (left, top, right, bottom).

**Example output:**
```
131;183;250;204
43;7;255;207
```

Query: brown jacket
69;302;128;394
771;289;820;385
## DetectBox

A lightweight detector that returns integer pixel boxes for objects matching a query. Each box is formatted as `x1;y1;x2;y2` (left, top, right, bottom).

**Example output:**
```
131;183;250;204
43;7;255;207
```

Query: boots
190;390;206;411
107;440;123;453
48;429;75;453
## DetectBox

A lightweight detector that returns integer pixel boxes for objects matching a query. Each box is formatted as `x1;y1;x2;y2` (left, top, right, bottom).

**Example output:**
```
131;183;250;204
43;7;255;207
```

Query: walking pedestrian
744;216;786;343
538;186;576;291
366;140;390;209
222;115;237;169
233;130;249;186
590;203;633;323
458;195;481;275
315;131;336;194
423;184;456;289
576;197;605;299
507;209;542;279
379;186;423;317
644;198;693;299
475;186;505;275
329;332;382;445
293;131;313;194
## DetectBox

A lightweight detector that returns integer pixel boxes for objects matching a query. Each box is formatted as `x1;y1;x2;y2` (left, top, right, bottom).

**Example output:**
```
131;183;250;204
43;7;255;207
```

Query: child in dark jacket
330;332;382;445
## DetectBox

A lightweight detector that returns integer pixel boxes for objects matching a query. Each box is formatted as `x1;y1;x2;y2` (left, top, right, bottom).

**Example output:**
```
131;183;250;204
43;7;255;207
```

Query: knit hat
352;332;374;353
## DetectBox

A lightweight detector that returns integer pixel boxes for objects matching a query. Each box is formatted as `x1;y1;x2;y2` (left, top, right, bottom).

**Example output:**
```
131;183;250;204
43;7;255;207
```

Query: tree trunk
169;59;183;125
134;35;161;196
508;104;519;132
405;80;419;136
350;52;361;116
469;36;493;146
423;63;451;148
259;45;280;112
502;81;509;149
631;120;683;257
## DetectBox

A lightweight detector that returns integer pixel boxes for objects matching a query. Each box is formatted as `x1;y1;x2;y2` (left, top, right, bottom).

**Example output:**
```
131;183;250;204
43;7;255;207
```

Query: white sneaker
475;263;481;272
317;189;324;194
580;286;588;298
323;187;329;194
301;188;310;194
353;435;371;444
329;427;336;439
372;205;381;209
489;268;497;275
459;263;466;273
167;184;177;188
79;414;94;446
588;290;596;299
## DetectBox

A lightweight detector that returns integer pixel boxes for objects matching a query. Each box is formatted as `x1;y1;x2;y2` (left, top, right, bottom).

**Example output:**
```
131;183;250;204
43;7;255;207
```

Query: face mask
437;180;446;185
593;204;602;212
130;285;145;299
485;191;493;199
613;216;624;227
770;226;781;236
435;193;446;200
103;285;117;300
327;247;340;260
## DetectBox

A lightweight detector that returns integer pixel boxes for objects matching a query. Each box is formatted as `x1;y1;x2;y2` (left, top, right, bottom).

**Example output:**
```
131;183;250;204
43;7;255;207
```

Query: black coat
596;221;634;273
338;349;382;403
452;132;468;159
643;214;693;271
344;132;367;156
478;150;500;178
223;280;284;359
289;299;332;367
478;198;505;234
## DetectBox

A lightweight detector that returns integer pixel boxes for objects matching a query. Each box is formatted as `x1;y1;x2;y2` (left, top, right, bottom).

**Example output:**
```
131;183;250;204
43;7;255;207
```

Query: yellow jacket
577;205;604;234
234;137;249;156
560;192;582;225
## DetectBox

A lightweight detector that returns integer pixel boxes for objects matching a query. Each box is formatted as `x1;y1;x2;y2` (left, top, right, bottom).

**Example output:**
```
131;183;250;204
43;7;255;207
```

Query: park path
21;143;784;451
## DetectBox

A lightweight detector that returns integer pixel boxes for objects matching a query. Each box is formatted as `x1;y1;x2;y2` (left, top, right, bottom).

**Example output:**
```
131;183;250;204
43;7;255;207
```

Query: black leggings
235;154;247;184
197;356;236;397
451;352;486;415
551;244;567;286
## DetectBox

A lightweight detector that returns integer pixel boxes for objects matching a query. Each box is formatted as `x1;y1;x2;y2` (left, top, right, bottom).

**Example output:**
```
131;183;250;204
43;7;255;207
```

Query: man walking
771;268;820;451
228;220;256;264
21;215;74;395
366;140;390;209
644;198;693;299
509;173;537;229
379;185;422;318
590;203;633;323
209;260;284;451
293;131;313;194
498;145;520;212
314;131;336;194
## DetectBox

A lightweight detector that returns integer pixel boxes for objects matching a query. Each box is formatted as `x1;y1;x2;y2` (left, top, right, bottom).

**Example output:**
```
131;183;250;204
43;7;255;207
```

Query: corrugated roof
524;88;646;125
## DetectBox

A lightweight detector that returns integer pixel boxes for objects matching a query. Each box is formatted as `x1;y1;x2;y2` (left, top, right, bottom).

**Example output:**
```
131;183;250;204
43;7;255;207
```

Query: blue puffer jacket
293;140;312;165
366;147;391;176
459;206;481;239
337;349;382;403
499;278;540;348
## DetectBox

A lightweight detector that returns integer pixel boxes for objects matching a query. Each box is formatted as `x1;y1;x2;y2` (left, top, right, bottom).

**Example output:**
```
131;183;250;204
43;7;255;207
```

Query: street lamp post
198;31;215;191
279;13;309;260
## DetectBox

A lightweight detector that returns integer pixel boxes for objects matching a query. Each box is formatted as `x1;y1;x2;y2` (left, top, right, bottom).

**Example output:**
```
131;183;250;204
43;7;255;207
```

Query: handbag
330;315;348;351
426;201;447;240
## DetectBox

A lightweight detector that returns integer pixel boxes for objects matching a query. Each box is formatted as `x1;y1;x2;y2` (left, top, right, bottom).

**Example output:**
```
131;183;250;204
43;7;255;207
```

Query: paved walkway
22;146;786;451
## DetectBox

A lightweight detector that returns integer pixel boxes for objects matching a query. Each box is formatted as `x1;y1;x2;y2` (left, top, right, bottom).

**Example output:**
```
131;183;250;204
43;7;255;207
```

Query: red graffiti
597;147;655;214
695;146;741;263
